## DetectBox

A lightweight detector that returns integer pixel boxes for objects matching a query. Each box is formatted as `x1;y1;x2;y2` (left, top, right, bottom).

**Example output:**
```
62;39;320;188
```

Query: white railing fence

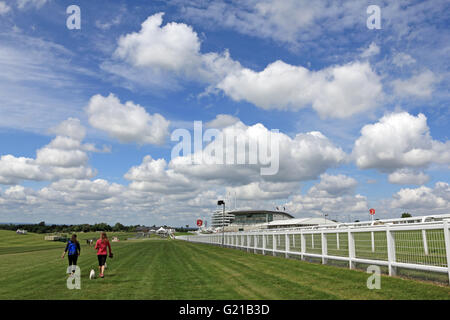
176;220;450;284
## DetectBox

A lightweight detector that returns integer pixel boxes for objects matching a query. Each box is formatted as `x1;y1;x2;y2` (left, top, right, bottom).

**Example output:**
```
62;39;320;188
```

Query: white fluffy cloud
36;120;91;168
283;174;367;217
391;182;450;214
45;179;125;201
0;179;128;220
100;118;348;222
125;155;195;194
36;147;88;168
1;186;38;206
109;13;240;85
86;93;170;145
205;114;240;129
353;112;450;172
169;120;346;184
121;119;345;203
0;155;49;185
308;174;357;197
114;13;201;74
49;118;86;141
109;13;382;119
392;69;438;99
225;182;298;201
217;60;382;118
388;169;430;185
0;118;99;185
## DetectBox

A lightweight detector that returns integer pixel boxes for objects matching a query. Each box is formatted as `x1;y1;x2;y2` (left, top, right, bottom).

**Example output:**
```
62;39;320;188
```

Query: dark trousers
68;254;78;266
97;255;107;266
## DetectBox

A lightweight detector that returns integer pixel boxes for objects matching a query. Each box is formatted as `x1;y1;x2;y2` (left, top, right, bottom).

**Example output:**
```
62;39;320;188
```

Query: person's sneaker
100;273;104;278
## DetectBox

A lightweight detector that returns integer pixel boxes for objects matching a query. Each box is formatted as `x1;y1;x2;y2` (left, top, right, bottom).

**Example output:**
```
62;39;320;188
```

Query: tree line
0;221;139;234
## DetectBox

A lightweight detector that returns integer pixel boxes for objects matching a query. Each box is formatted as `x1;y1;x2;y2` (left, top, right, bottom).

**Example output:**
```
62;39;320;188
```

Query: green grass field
0;230;449;300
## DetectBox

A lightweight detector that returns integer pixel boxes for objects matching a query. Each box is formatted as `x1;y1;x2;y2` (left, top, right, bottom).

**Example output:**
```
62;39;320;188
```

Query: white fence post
273;234;276;256
321;232;327;264
422;229;429;256
285;232;290;258
443;220;450;285
247;234;250;252
262;234;266;255
348;229;355;269
371;231;375;252
386;225;397;276
301;230;306;260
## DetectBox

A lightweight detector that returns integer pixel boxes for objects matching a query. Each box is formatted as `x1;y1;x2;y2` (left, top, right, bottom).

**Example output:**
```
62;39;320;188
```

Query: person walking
94;232;113;278
61;234;81;274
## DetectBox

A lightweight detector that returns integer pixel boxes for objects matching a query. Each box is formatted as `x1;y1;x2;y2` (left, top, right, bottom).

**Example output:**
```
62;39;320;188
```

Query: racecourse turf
0;230;449;299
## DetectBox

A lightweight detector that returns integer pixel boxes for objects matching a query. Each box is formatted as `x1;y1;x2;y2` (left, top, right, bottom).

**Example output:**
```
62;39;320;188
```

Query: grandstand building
211;210;235;228
222;210;295;232
212;209;293;229
231;210;294;225
211;209;338;232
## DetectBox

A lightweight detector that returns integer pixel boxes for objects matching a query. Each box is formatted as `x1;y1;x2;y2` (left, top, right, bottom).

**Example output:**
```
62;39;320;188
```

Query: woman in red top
94;232;113;278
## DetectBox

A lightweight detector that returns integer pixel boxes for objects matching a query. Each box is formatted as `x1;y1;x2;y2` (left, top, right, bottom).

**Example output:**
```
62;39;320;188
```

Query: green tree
113;222;125;232
401;212;412;218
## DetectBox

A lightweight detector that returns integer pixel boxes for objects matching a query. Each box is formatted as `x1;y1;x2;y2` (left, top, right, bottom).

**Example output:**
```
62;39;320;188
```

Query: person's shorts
68;254;78;266
97;254;107;266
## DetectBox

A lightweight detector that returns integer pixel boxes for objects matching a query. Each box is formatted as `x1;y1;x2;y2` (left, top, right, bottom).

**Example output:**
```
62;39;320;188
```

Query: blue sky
0;0;449;226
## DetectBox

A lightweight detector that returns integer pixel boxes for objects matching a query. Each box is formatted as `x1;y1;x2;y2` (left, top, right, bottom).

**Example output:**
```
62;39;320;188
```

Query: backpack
68;241;78;255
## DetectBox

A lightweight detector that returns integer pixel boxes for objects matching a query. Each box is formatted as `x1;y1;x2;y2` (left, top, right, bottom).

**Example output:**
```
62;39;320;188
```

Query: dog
89;269;95;280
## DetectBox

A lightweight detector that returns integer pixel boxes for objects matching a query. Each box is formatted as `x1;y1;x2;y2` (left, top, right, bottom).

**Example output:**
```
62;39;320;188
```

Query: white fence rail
177;220;450;284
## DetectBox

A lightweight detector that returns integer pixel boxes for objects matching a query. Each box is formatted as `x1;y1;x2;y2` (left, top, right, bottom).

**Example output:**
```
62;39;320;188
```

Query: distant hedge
0;222;138;234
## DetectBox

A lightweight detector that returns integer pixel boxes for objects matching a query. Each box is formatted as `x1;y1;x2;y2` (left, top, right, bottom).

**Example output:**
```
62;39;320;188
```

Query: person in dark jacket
61;234;81;273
